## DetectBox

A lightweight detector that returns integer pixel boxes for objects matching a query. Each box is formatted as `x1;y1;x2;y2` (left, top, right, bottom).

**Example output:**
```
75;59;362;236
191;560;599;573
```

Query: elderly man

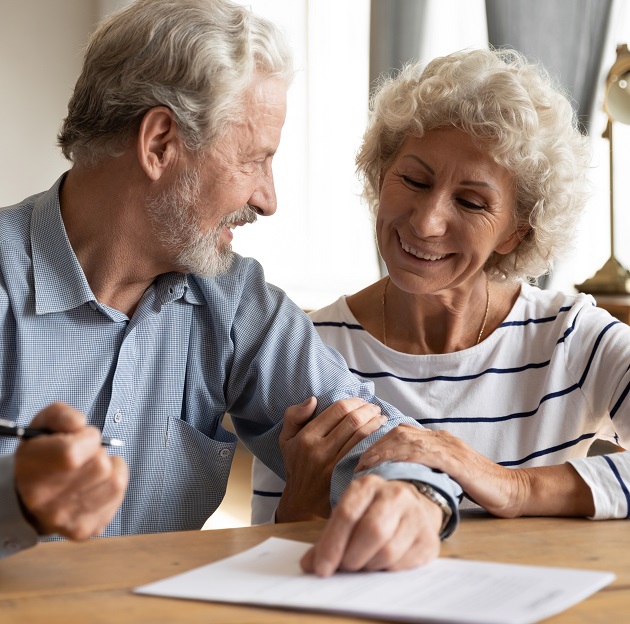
0;0;461;575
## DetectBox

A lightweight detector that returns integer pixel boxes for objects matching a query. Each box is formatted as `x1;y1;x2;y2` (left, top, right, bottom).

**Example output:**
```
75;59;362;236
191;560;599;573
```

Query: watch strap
405;480;453;538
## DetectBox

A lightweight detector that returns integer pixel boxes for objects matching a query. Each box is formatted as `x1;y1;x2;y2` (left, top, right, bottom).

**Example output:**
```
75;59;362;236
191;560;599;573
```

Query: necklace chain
381;276;390;346
476;277;490;345
381;276;491;348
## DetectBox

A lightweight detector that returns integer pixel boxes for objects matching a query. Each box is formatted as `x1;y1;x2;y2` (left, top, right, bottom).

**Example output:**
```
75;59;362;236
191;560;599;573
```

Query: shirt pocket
158;415;237;532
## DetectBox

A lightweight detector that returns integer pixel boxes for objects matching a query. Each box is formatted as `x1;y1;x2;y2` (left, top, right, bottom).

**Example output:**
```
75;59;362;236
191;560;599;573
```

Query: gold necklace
381;276;390;346
381;275;491;347
476;277;490;345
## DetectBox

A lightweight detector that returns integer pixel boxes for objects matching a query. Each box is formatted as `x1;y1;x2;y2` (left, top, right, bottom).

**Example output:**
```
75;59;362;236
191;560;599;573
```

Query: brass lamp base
575;255;630;294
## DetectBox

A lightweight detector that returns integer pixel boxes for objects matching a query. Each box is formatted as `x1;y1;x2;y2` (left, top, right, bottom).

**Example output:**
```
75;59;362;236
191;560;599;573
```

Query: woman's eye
458;198;485;211
402;176;428;189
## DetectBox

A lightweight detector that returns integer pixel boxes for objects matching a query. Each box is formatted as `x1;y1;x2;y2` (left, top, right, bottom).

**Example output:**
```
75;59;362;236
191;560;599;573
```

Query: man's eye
402;176;428;189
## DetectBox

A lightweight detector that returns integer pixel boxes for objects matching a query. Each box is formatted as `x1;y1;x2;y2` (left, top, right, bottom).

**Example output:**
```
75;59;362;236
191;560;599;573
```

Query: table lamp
576;43;630;294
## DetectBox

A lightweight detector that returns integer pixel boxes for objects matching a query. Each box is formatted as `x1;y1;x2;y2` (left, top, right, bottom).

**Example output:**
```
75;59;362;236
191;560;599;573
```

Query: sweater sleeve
563;302;630;519
568;452;630;519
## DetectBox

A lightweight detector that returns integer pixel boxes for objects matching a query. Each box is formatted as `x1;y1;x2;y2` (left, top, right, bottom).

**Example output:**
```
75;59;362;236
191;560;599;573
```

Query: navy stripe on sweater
602;456;630;518
498;432;596;467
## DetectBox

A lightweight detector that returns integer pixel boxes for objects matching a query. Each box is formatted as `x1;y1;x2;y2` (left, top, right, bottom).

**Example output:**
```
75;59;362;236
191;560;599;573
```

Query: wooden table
1;516;628;623
594;294;630;324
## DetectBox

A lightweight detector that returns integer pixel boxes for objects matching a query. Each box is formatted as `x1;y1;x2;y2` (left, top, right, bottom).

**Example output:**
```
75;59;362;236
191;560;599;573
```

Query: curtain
486;0;613;288
369;0;429;276
486;0;613;134
230;0;379;311
369;0;428;87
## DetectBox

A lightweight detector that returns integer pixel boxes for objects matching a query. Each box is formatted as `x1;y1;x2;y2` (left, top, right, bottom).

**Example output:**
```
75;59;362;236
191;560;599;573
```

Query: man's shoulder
1;191;44;214
190;254;264;293
190;254;290;311
0;192;42;248
188;254;311;339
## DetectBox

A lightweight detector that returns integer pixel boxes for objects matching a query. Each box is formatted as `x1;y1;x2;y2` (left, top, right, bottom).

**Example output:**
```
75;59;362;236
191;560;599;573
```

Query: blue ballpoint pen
0;418;124;448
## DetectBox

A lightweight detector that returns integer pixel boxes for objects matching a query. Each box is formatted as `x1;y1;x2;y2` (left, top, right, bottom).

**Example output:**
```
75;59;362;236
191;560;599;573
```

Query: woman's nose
409;192;449;237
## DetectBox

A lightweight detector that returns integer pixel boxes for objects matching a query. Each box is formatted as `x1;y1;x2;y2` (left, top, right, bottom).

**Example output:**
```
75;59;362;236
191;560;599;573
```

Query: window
232;1;379;310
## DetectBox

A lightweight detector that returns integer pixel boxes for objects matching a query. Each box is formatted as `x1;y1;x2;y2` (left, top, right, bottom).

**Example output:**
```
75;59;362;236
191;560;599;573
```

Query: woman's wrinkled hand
356;424;529;518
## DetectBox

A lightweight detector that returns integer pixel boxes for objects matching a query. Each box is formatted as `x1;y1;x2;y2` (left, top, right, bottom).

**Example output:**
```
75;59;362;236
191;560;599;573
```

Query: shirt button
113;410;122;424
219;448;231;458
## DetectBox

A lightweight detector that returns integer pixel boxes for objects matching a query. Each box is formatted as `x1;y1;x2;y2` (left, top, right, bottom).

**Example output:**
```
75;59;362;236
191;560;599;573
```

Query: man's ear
495;225;530;255
137;106;181;181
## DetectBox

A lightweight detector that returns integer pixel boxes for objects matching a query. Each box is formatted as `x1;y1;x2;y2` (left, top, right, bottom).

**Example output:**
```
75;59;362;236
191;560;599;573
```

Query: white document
134;537;614;624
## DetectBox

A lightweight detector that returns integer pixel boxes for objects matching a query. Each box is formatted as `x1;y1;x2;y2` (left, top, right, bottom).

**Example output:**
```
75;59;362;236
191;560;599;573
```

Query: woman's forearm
517;463;595;517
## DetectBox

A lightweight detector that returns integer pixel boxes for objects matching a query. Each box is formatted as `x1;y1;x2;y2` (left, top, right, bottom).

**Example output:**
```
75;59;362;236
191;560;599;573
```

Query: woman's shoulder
512;282;595;319
308;296;359;326
505;282;621;341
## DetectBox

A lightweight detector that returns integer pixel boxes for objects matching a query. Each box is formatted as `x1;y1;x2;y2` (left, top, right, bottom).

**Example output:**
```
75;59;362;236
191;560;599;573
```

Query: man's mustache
220;205;258;227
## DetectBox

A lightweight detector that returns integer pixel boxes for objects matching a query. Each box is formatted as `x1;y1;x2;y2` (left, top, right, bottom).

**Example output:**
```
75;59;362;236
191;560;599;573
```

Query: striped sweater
251;283;630;523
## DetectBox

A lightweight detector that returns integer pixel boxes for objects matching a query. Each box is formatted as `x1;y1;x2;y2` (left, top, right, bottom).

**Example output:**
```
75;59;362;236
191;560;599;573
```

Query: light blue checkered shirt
0;176;461;556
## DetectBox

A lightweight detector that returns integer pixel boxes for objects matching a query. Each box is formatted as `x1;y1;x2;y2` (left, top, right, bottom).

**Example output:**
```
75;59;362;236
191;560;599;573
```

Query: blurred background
3;0;630;310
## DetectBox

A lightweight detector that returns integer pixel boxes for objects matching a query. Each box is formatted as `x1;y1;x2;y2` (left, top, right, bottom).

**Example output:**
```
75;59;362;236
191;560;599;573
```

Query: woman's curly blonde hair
356;47;592;281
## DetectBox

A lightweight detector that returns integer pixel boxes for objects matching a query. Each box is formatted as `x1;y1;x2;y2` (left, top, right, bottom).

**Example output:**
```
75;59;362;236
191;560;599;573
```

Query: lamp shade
605;44;630;125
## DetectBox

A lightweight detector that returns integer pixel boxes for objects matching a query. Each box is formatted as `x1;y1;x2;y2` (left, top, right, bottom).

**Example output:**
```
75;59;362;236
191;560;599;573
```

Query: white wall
0;0;378;310
0;0;98;206
6;1;625;301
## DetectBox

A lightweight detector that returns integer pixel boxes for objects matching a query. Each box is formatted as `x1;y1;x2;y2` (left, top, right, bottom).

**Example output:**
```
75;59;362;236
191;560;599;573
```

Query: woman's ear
495;225;530;255
137;106;180;181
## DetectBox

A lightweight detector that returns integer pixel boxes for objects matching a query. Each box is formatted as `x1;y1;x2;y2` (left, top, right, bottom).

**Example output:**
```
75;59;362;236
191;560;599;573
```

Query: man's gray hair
58;0;293;167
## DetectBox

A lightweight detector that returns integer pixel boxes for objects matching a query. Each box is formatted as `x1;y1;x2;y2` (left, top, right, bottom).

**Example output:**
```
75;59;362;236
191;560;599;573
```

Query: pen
0;418;124;448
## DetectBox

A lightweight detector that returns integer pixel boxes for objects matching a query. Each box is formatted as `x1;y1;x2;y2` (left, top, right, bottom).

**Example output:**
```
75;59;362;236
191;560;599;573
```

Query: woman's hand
357;425;597;518
356;424;529;518
275;397;386;522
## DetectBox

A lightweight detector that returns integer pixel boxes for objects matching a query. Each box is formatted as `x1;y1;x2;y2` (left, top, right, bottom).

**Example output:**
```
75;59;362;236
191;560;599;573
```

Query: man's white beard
146;165;256;277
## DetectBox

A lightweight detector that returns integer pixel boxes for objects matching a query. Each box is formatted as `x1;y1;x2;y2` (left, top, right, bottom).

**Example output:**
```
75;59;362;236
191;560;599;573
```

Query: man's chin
185;249;235;278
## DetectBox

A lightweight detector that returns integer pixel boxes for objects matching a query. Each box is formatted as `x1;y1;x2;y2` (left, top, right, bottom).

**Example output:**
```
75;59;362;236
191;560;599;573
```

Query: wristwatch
405;480;453;537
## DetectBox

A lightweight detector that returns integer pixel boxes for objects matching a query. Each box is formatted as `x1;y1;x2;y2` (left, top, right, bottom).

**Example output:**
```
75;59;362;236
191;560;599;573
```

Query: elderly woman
252;47;629;525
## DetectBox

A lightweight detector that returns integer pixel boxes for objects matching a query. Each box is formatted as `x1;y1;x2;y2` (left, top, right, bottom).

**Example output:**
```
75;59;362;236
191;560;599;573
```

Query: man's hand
300;474;442;576
276;397;386;522
14;402;129;540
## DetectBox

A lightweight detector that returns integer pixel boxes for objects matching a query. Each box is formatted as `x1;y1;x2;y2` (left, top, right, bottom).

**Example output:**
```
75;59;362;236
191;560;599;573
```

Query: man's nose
248;168;277;217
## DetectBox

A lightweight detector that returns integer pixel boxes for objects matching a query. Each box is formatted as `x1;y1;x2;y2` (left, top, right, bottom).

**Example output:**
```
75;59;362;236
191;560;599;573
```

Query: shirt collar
153;272;204;306
32;175;205;315
32;174;98;315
